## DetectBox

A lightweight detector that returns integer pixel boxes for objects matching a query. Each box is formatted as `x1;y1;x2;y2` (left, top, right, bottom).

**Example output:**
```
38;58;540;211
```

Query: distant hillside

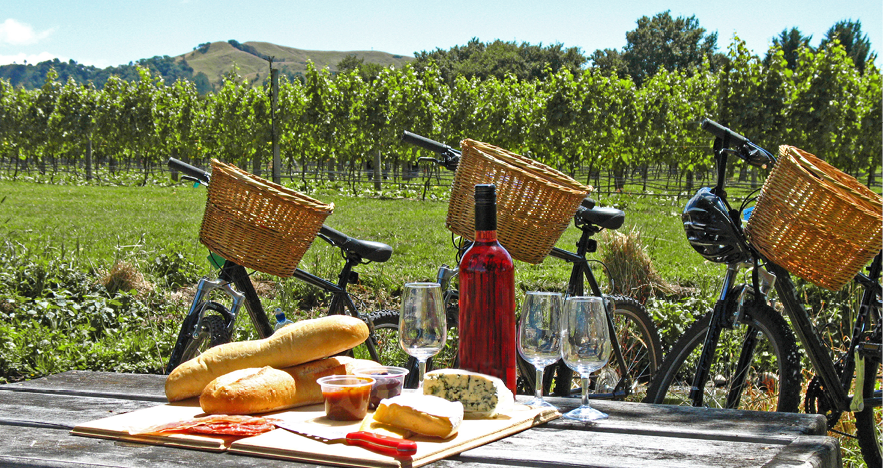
180;40;413;89
0;40;413;92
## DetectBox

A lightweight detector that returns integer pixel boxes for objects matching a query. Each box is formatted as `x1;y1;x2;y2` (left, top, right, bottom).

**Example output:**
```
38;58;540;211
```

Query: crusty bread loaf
199;356;361;414
166;315;369;402
199;366;297;414
372;394;464;439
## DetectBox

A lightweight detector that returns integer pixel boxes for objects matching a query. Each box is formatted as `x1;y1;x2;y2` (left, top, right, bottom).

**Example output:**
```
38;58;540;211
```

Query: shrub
600;227;683;303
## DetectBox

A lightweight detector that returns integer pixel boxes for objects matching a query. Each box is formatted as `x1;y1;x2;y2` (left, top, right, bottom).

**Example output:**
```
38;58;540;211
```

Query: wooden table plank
2;370;167;402
0;371;840;468
551;398;828;443
0;387;159;428
6;371;827;441
0;425;320;468
453;425;840;468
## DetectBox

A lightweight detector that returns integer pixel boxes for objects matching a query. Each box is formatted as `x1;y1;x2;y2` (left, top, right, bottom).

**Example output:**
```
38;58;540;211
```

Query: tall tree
622;11;720;86
820;19;875;74
764;27;813;70
588;48;629;78
414;38;585;83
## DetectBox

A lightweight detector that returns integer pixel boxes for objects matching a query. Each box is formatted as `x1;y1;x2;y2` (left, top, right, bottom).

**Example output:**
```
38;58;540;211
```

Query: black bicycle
401;131;662;399
164;158;402;374
643;118;881;467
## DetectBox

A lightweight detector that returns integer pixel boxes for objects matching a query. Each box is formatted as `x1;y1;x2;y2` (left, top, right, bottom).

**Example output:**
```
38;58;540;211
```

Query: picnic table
0;371;840;467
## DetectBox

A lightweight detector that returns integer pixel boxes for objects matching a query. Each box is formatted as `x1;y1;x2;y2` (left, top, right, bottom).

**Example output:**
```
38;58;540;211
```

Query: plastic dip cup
353;366;409;409
317;375;375;420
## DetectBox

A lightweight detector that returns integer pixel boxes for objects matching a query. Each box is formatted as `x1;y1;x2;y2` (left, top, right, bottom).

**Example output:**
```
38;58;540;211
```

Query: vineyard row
1;38;880;191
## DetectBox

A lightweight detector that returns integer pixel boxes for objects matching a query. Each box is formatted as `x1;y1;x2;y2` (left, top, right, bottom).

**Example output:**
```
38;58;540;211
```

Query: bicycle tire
855;342;882;467
643;295;802;411
166;303;231;373
519;295;663;400
359;309;407;367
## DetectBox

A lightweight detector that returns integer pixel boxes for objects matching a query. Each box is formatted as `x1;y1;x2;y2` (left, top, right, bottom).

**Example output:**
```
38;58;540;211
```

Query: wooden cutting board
70;399;239;451
72;399;559;468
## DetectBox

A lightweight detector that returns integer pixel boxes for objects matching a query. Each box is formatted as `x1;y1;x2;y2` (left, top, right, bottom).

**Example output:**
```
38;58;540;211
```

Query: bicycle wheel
519;295;663;400
165;302;232;373
600;296;663;397
359;310;408;367
643;295;802;412
855;335;882;467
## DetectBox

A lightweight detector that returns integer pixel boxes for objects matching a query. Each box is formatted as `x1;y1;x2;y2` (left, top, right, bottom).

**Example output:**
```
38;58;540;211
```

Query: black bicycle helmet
682;188;753;264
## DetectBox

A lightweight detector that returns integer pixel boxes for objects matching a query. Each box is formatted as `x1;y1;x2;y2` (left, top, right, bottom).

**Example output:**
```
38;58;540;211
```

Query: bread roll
166;315;369;402
200;366;297;414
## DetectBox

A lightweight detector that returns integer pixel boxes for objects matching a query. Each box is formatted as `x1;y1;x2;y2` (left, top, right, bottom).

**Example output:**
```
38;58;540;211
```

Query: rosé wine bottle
458;184;517;393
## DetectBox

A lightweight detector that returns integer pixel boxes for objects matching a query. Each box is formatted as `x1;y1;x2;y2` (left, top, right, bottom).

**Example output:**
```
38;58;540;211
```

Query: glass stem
535;367;544;400
581;375;590;408
418;360;427;389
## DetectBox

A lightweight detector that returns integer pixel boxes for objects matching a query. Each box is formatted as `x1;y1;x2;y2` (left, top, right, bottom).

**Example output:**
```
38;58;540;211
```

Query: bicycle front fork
189;277;245;336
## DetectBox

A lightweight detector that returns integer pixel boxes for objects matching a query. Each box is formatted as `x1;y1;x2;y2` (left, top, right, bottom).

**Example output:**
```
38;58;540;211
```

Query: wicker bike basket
745;146;882;291
198;159;334;278
447;139;593;264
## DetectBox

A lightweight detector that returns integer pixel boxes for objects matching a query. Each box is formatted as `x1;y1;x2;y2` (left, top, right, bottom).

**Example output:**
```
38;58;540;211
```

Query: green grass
0;179;712;297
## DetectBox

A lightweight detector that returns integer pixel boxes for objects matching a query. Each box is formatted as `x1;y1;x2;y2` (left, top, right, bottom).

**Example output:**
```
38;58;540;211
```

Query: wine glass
560;296;611;421
398;282;447;389
517;291;563;408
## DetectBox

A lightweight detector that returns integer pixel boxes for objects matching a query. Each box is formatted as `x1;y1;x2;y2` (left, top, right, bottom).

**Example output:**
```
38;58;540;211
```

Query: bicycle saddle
575;198;625;230
319;225;393;263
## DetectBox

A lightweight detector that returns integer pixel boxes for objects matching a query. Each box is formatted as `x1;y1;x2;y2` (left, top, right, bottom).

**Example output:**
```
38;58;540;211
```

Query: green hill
178;40;414;88
0;40;413;91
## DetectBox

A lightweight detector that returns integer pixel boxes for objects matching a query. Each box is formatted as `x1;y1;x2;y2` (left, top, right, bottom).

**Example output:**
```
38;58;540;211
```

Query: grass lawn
0;180;713;290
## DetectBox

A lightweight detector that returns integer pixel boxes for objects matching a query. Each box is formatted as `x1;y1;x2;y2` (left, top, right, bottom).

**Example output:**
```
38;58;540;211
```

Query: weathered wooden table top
0;371;840;467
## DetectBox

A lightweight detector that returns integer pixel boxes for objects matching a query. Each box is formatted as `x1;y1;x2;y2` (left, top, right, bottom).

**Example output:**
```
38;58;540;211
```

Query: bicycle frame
769;253;882;412
684;126;881;415
548;230;633;399
167;157;388;365
289;249;385;363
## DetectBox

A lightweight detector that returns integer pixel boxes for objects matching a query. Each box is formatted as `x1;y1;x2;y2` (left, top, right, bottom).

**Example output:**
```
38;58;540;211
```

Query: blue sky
1;0;880;68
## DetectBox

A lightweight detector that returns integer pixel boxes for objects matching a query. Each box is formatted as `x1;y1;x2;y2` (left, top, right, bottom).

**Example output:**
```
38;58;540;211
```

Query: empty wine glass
398;282;446;389
560;296;611;421
517;291;563;408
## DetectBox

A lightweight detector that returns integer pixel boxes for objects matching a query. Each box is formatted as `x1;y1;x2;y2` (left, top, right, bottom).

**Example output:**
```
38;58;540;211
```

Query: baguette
166;315;369;402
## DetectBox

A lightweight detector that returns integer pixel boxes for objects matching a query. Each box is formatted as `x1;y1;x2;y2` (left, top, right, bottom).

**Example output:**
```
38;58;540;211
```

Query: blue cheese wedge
372;394;463;439
423;369;514;418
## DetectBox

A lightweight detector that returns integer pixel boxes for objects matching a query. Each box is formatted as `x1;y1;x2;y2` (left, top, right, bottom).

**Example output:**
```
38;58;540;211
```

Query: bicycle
401;131;662;400
642;118;881;467
164;158;403;374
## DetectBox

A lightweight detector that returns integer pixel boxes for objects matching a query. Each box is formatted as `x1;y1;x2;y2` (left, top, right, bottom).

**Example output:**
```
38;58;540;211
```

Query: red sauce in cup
319;376;374;421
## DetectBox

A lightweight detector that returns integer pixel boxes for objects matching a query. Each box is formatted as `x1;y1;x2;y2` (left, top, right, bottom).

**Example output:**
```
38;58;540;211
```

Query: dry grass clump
100;261;153;296
600;227;682;303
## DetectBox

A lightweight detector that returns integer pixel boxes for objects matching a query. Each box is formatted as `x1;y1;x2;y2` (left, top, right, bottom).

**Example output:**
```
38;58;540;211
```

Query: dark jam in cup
353;366;409;409
366;374;402;408
318;376;374;421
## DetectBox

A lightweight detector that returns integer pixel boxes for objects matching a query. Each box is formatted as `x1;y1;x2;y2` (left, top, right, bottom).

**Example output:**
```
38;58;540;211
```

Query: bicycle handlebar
168;158;211;185
699;118;776;168
401;131;460;172
700;118;750;148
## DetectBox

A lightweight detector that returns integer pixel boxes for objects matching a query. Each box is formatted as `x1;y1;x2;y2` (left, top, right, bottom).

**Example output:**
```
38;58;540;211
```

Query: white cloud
0;51;58;65
0;19;54;46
